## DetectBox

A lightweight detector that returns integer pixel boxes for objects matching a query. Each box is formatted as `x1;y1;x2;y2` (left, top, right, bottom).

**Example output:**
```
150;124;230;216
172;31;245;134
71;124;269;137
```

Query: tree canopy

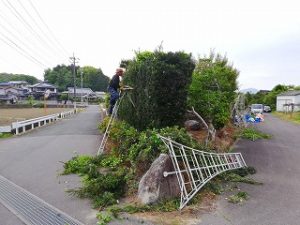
0;73;39;84
188;52;239;129
44;64;109;92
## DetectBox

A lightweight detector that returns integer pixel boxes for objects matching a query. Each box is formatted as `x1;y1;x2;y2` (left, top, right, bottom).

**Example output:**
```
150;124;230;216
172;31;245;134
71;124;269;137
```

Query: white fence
8;109;76;135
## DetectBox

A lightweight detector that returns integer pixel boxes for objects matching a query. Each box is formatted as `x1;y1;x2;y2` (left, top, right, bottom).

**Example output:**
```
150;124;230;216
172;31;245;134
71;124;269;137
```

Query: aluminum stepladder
97;87;133;155
158;135;247;210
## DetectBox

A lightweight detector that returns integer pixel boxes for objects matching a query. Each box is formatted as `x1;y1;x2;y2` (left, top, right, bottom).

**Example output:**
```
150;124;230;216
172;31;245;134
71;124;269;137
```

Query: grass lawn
272;111;300;124
0;108;71;126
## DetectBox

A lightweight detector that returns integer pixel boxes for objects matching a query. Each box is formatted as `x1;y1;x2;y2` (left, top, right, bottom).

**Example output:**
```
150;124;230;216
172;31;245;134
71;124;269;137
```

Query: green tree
118;50;195;130
188;52;239;129
81;66;110;91
44;64;73;91
0;73;39;84
263;84;289;110
44;65;109;92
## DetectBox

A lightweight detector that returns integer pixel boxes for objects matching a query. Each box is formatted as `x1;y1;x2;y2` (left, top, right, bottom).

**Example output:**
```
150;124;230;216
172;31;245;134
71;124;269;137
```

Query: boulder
184;120;201;131
138;154;180;205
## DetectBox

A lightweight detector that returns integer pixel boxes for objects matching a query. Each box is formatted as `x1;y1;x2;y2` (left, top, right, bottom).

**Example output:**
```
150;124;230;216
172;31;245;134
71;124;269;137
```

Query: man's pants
108;87;119;115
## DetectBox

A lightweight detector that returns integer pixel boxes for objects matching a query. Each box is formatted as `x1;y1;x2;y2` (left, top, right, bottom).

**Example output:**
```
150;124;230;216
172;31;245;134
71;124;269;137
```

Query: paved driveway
198;114;300;225
0;105;102;225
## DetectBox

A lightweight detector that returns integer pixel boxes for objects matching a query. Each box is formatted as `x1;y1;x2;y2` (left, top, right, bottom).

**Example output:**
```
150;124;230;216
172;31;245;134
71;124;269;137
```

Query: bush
188;52;239;129
118;50;195;131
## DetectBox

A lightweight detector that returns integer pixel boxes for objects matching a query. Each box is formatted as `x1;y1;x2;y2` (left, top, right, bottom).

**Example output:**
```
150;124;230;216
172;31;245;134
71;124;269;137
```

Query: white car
251;104;264;114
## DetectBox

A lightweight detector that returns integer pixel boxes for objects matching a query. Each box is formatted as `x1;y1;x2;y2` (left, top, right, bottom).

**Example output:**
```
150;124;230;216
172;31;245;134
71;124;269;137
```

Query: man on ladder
108;68;124;115
98;68;132;155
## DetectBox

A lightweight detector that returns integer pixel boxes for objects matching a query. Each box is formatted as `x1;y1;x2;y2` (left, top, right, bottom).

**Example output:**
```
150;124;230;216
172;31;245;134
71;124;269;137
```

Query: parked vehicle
263;105;271;113
251;104;264;114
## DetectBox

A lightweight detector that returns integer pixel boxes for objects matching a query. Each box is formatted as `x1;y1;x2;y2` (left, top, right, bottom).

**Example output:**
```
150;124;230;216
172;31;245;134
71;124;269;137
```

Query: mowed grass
0;108;71;126
273;112;300;124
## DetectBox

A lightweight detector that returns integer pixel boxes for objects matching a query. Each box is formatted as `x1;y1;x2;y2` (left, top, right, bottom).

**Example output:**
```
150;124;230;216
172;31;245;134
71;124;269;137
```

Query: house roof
8;81;28;85
0;82;11;87
278;91;300;96
67;87;94;94
30;82;56;88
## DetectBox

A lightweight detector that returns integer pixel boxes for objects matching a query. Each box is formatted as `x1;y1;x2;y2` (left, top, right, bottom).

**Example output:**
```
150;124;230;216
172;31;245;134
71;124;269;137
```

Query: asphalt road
199;114;300;225
0;105;102;225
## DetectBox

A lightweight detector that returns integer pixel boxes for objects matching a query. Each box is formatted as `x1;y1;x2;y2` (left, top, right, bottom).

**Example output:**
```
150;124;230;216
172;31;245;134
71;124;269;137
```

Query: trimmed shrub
118;50;195;131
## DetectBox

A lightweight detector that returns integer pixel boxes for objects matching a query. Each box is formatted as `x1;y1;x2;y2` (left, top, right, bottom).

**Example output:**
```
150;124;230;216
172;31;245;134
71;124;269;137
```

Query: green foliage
273;112;300;124
44;65;109;92
0;133;12;138
108;198;180;216
96;212;113;225
228;191;249;204
188;51;239;129
118;50;195;131
0;73;39;84
233;167;256;177
62;155;93;175
27;96;34;106
62;154;127;208
81;66;110;92
238;128;271;141
221;172;262;185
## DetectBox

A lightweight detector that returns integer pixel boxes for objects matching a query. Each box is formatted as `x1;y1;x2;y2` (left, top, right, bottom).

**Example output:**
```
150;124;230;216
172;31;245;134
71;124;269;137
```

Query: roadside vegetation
62;49;261;225
272;111;300;124
228;191;249;204
0;132;12;138
236;127;272;141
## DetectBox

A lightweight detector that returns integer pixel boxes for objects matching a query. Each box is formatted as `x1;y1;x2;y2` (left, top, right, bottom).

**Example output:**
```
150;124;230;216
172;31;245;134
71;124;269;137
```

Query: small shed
276;91;300;112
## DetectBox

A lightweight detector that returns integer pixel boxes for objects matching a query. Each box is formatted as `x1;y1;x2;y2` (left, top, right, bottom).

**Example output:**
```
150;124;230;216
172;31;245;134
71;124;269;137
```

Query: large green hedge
118;51;195;131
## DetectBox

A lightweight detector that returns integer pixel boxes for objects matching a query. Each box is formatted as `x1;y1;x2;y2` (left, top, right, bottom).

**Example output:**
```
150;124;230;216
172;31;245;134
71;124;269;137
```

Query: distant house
67;87;95;98
7;81;28;89
29;82;58;100
257;90;271;95
0;87;19;104
95;91;106;99
276;91;300;112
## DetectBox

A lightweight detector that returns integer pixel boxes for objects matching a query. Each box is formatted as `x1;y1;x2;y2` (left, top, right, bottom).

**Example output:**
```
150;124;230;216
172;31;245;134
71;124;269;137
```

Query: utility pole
80;70;83;104
69;53;79;110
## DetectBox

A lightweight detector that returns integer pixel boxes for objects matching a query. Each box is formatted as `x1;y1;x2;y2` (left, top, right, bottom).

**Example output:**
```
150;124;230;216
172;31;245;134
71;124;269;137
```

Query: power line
15;0;68;60
0;19;54;66
28;0;70;57
0;33;47;68
0;0;65;63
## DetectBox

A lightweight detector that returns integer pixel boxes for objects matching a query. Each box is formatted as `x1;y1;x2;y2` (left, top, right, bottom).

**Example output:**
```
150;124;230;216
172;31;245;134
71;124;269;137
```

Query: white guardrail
10;109;76;135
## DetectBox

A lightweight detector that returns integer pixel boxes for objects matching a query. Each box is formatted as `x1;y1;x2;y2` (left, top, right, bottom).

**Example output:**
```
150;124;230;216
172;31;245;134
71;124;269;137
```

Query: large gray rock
184;120;201;131
138;154;180;205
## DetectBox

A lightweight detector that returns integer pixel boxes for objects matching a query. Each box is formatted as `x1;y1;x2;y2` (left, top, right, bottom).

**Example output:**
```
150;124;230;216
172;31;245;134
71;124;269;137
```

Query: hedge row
118;51;195;131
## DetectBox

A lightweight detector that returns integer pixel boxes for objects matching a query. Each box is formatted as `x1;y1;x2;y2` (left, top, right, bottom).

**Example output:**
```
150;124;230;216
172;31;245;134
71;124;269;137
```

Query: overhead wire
0;0;71;69
15;0;68;60
1;0;64;62
0;34;46;68
0;18;54;66
27;0;70;58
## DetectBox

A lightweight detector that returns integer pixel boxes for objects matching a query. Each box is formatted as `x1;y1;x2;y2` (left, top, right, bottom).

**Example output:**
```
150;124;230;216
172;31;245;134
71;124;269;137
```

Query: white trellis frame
97;87;133;155
159;135;247;210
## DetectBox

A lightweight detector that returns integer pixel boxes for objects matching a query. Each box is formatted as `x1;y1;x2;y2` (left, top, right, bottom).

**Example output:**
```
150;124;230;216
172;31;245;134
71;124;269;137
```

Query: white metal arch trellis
159;135;247;209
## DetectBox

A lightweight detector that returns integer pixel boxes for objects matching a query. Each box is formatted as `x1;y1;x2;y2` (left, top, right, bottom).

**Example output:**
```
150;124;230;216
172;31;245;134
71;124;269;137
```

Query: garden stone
184;120;201;131
138;154;180;205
